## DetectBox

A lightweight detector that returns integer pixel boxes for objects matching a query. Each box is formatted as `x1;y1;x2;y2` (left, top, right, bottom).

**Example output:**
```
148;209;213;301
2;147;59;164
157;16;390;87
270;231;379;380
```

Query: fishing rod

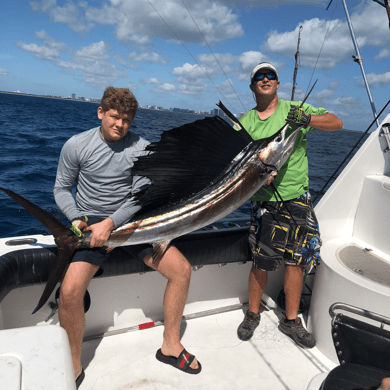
180;0;247;113
313;98;390;204
327;0;380;127
146;0;243;115
291;26;303;101
300;80;317;107
303;1;337;100
372;0;390;30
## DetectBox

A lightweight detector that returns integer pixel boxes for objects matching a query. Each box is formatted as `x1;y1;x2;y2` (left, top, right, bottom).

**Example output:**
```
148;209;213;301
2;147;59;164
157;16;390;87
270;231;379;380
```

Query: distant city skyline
0;90;232;116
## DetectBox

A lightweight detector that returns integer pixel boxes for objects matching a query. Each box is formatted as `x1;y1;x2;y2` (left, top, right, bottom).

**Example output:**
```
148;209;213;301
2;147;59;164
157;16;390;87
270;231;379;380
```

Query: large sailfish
0;102;303;314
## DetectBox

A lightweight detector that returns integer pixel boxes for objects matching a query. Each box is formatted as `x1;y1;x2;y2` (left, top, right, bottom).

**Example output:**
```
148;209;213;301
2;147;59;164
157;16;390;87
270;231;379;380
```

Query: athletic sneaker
278;317;316;349
237;310;260;341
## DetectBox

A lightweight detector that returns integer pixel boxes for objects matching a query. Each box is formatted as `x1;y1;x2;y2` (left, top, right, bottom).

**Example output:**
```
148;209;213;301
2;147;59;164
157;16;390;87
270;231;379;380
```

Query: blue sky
1;0;389;130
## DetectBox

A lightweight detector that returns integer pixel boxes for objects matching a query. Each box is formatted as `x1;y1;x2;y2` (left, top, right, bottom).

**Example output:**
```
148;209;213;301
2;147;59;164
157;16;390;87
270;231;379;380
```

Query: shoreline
0;90;99;104
0;91;210;115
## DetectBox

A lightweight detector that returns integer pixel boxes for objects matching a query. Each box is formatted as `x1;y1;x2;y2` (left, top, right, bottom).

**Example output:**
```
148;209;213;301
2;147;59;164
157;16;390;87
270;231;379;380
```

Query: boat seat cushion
321;363;390;390
332;314;390;370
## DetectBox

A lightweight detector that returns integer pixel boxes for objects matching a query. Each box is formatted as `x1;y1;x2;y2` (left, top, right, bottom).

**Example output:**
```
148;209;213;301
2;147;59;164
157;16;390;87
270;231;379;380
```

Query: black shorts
70;216;153;268
249;192;322;271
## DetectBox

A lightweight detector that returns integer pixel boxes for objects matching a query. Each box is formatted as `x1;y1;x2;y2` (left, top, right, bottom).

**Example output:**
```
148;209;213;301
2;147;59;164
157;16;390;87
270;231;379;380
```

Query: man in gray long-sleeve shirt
55;87;201;388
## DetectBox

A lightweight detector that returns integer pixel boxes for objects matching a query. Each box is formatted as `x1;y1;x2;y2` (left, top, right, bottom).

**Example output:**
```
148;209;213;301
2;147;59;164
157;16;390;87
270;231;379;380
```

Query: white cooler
0;325;75;390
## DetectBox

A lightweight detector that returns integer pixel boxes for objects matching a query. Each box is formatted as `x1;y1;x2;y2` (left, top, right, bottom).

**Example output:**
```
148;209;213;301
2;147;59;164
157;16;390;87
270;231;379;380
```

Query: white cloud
263;19;350;70
143;78;161;85
17;31;127;88
115;54;141;70
366;72;390;86
16;42;59;60
75;41;110;60
328;81;340;90
237;51;280;81
375;48;390;60
30;0;92;34
197;53;235;76
84;0;244;45
276;82;305;101
0;68;8;75
177;83;208;96
219;0;324;7
172;63;209;82
154;83;177;94
16;30;67;61
127;82;138;91
171;52;278;85
262;2;390;70
30;0;246;48
331;96;361;109
169;51;284;101
139;78;176;94
128;52;169;65
57;58;128;88
315;89;335;99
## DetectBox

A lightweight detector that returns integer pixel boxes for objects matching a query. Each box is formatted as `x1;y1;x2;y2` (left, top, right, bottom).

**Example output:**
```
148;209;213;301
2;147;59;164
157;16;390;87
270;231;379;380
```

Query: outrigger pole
291;26;303;101
327;0;380;127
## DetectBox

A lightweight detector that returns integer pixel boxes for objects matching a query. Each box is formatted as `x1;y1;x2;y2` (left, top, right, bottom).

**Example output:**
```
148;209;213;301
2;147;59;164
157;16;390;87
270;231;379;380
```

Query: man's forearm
309;113;343;132
53;187;80;222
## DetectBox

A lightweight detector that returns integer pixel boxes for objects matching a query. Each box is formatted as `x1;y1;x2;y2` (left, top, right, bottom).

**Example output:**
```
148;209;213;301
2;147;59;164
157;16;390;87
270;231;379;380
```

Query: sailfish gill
0;101;303;314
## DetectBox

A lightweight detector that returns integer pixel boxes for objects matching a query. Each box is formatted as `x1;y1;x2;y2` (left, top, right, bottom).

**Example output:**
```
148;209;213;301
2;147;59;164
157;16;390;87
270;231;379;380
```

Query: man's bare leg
284;265;303;319
248;266;268;314
143;246;198;370
59;261;100;379
278;264;315;348
378;378;390;390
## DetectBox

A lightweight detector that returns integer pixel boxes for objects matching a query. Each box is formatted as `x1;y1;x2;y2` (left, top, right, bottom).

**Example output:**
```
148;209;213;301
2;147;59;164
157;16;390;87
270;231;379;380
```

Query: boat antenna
330;0;380;127
146;0;238;115
181;0;247;113
313;98;390;204
291;26;303;101
372;0;390;30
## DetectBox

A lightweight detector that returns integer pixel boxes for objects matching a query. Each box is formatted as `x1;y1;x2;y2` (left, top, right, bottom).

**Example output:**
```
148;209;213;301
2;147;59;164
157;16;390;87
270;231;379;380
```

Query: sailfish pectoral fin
152;240;172;264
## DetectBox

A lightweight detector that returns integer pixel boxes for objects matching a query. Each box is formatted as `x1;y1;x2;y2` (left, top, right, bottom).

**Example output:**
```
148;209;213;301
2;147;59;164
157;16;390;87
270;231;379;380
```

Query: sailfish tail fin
0;187;68;237
0;187;79;313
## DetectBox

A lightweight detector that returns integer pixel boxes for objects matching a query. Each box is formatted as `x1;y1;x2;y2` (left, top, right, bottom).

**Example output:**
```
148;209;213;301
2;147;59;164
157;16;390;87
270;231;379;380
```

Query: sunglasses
253;72;277;82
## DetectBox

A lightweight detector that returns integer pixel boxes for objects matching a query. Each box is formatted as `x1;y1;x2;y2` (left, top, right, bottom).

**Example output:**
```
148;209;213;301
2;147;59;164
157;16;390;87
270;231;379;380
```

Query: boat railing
329;302;390;328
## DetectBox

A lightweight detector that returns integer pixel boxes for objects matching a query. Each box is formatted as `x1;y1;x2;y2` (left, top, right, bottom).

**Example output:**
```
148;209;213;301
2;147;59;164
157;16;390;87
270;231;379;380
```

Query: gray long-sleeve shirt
54;127;150;228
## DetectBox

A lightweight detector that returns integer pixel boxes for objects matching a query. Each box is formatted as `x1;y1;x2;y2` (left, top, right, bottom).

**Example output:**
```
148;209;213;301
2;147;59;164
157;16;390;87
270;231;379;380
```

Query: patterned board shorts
249;192;322;271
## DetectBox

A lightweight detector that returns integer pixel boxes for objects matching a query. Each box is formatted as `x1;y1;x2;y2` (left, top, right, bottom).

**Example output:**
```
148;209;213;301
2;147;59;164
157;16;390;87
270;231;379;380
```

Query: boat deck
79;306;336;390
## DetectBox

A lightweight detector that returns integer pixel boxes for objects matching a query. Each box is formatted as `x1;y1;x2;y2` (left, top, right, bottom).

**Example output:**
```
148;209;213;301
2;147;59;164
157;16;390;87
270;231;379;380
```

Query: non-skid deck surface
80;307;336;390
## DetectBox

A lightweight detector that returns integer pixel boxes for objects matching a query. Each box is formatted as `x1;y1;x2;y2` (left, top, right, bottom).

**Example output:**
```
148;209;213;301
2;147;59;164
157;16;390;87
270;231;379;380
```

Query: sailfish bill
1;102;302;314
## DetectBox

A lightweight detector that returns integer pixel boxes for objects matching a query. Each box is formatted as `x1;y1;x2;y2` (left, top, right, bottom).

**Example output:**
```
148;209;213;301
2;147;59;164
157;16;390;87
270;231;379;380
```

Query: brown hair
100;87;138;117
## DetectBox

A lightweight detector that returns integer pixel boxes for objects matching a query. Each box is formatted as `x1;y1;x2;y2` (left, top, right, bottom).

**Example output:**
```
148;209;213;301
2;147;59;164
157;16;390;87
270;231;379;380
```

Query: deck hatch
337;244;390;287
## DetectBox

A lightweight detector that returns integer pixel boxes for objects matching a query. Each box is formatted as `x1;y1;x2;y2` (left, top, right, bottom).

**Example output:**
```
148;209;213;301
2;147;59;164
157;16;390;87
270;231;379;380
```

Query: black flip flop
76;368;85;389
156;348;202;374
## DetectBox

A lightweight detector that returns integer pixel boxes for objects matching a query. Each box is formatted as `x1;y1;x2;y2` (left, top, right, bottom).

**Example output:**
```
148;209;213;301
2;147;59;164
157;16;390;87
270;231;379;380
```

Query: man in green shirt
237;62;343;348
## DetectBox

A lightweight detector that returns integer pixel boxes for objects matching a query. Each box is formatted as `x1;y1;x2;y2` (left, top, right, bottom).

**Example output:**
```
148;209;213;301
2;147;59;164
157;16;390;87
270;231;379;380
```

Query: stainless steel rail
329;302;390;328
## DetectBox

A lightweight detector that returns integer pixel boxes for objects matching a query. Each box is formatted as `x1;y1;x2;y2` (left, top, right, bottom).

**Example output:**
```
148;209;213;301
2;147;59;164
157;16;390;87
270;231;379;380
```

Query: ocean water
0;93;368;238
